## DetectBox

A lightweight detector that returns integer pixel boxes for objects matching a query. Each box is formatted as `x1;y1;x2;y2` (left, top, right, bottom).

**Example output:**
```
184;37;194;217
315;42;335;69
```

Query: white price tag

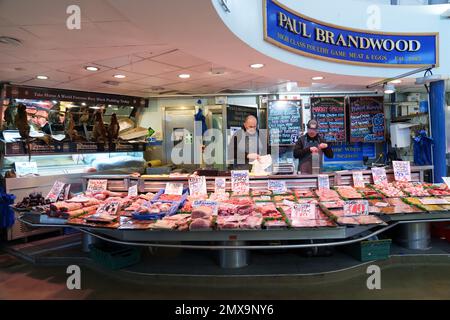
371;167;387;185
189;175;207;196
443;177;450;189
393;161;411;182
352;171;365;188
165;182;184;195
87;179;108;192
128;184;138;197
318;174;330;190
15;162;38;177
231;170;250;194
214;178;227;194
344;200;369;216
291;203;316;220
268;180;287;194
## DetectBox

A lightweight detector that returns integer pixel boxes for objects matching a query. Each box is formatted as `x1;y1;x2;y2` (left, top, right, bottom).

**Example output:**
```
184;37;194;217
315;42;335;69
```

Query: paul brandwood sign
263;0;438;67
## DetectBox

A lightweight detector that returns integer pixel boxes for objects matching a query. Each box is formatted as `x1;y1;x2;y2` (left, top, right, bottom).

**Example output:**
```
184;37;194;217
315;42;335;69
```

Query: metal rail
18;216;450;250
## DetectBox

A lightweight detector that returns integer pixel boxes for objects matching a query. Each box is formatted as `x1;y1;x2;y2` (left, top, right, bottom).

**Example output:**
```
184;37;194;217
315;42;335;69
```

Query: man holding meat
294;119;333;174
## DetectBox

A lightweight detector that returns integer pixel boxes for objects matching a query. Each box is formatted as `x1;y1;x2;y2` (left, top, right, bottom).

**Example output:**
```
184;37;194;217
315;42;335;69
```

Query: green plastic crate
89;244;141;270
344;239;391;262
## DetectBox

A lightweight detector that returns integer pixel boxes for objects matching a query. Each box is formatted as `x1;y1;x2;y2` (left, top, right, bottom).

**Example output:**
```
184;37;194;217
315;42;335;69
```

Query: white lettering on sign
231;170;250;194
371;167;387;185
352;171;365;188
292;203;316;220
165;183;184;195
66;5;81;30
344;200;369;216
318;174;330;190
392;161;411;182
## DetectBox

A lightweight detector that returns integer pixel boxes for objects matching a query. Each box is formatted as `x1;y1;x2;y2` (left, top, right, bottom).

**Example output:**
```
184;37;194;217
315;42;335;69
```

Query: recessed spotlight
178;74;191;79
81;102;86;106
36;75;49;80
113;74;126;79
312;76;324;81
389;79;402;84
250;63;264;69
85;66;99;71
52;100;58;104
384;83;396;94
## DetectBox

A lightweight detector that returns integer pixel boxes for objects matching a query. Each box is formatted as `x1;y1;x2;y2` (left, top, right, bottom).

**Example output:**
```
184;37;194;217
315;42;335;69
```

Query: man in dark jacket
293;119;333;174
227;115;267;170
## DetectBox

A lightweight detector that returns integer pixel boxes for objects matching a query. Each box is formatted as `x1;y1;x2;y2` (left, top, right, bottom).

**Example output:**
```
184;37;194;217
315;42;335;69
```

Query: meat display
424;184;450;196
158;194;183;201
191;206;214;219
335;186;363;199
371;183;405;198
401;185;430;197
293;188;316;198
315;189;341;202
189;217;212;230
273;195;296;202
209;192;230;202
251;189;272;196
355;187;382;198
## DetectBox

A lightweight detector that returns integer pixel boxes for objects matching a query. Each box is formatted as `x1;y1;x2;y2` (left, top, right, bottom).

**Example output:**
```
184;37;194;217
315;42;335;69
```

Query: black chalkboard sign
226;105;258;129
310;97;346;143
349;96;385;143
267;100;302;145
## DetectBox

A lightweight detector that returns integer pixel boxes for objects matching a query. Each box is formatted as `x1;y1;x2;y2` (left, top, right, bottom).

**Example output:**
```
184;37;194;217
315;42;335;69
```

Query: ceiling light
81;102;86;106
113;74;126;79
36;75;49;80
178;74;191;79
312;76;324;81
85;66;99;71
52;100;58;104
389;79;402;84
250;63;264;69
384;83;396;94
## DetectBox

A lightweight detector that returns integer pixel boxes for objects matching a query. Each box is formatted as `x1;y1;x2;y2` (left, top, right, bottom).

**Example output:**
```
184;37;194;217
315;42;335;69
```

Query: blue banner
264;0;438;67
324;143;376;162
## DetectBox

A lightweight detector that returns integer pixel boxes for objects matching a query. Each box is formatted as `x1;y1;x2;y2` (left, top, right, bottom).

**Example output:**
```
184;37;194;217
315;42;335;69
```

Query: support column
429;80;446;183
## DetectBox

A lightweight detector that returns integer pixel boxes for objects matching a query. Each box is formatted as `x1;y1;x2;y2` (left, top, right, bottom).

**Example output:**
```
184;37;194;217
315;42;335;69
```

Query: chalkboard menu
267;100;302;145
226;105;258;129
310;97;346;142
349;97;385;143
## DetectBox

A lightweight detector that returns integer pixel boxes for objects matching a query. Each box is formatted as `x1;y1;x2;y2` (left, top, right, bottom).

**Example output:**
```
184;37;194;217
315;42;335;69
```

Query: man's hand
319;143;328;150
247;153;260;161
310;147;319;153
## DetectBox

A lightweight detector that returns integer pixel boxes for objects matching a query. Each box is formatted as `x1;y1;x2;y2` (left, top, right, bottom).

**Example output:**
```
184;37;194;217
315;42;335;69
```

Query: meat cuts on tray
315;189;341;202
251;189;272;196
158;194;183;201
372;183;405;197
189;217;212;230
335;186;363;199
293;189;316;198
191;206;214;219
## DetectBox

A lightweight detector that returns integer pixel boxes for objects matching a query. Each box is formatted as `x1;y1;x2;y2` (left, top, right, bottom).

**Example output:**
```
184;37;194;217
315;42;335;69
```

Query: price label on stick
189;175;207;196
344;200;369;216
231;170;250;194
215;178;227;194
128;184;138;197
15;161;38;177
45;180;65;202
268;180;287;194
318;174;330;190
393;161;411;182
292;203;316;220
352;171;365;188
87;179;108;192
165;183;184;195
371;167;387;185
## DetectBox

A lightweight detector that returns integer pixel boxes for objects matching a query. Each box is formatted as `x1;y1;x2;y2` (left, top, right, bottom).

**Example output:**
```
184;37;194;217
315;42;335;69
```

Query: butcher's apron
298;136;323;175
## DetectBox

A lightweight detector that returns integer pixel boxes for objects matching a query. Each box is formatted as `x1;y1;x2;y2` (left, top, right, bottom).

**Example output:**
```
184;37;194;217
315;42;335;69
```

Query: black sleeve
319;137;334;159
293;136;311;159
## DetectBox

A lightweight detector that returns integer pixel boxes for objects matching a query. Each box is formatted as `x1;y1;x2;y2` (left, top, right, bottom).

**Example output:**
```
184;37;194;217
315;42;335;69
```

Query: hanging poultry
92;110;107;143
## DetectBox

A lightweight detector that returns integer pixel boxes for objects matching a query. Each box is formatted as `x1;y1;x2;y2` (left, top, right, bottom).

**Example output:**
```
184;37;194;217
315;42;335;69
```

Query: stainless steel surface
396;222;431;250
219;241;250;269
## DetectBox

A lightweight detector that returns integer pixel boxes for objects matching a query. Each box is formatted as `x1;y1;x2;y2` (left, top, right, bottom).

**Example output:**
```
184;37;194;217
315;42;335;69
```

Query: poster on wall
310;97;346;143
226;105;258;129
267;100;302;145
349;96;385;143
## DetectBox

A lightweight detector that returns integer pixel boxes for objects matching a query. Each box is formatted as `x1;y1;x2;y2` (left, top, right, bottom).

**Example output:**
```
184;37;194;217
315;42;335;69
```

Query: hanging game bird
108;113;120;143
14;103;30;139
92;111;107;143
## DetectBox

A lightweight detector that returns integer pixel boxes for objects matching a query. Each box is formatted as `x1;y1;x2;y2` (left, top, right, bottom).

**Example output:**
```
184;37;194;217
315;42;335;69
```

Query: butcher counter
17;165;450;269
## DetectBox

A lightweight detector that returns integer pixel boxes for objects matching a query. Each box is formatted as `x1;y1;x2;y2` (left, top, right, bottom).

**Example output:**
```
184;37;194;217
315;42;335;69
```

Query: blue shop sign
325;143;376;162
263;0;438;67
